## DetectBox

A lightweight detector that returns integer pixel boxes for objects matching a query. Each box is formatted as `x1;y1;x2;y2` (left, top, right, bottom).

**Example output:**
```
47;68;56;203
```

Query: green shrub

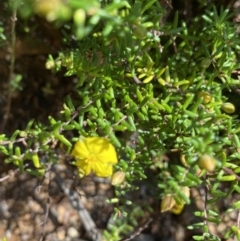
1;1;240;240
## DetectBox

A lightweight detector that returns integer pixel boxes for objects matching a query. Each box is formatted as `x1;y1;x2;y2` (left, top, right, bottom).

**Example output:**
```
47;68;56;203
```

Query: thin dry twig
120;218;153;241
132;75;142;84
203;175;209;238
53;165;102;241
163;0;173;9
0;163;29;182
0;100;89;146
1;0;17;132
237;211;240;229
39;163;52;241
223;167;240;182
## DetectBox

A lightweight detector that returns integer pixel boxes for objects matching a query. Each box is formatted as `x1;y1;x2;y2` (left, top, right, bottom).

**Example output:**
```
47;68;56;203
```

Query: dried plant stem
121;218;153;241
223;167;240;182
39;164;52;241
53;166;102;241
1;0;17;132
203;175;209;238
0;163;29;182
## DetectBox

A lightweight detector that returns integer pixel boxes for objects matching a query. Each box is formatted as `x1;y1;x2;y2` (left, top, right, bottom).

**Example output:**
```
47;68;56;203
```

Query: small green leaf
66;95;75;111
26;119;35;130
211;189;227;197
49;116;57;125
232;201;240;209
141;0;157;13
26;168;45;176
183;93;194;110
112;125;127;131
127;116;136;131
55;134;72;147
194;211;205;217
10;130;20;141
217;175;236;181
63;124;76;130
109;132;121;148
32;153;41;168
208;210;219;216
206;216;221;224
0;146;8;155
186;172;202;185
187;222;204;230
233;184;240;193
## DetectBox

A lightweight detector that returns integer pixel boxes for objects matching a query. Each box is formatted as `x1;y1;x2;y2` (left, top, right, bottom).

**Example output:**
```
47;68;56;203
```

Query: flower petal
97;150;118;165
93;160;113;177
87;138;117;157
71;138;90;160
75;159;92;176
85;137;118;165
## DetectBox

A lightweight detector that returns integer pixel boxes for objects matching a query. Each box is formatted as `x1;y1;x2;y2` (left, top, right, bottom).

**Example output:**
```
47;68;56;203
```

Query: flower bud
45;59;55;69
221;102;235;114
180;153;188;167
200;58;211;68
197;91;211;104
195;168;202;176
170;203;184;215
19;131;27;138
160;194;176;213
143;75;154;83
111;171;126;186
73;9;86;26
198;154;216;172
133;25;147;39
34;0;61;17
181;186;190;200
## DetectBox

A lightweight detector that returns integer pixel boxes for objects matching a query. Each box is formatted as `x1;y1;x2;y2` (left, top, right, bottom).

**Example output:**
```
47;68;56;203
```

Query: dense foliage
1;0;240;240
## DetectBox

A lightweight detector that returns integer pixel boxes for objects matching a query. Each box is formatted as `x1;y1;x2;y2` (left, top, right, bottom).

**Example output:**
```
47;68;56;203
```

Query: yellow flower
71;137;118;177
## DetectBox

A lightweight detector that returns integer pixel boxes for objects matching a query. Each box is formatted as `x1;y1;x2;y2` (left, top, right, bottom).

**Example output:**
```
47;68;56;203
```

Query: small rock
57;228;66;240
67;227;79;238
132;233;154;241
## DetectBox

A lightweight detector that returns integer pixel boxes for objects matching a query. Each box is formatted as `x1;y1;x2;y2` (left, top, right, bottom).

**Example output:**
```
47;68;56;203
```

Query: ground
1;2;240;241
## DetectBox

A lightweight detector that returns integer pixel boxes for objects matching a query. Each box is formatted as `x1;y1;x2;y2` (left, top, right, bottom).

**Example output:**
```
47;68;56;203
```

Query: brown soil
1;2;240;241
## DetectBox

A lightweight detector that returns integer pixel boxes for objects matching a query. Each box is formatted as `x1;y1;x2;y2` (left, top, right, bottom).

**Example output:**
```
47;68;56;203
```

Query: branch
53;165;102;241
39;164;52;241
120;218;153;241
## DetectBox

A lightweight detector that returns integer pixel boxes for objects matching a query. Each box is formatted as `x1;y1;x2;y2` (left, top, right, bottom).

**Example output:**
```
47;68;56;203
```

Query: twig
108;115;127;135
39;164;52;241
0;101;90;146
163;0;173;9
222;167;240;182
132;75;142;85
120;218;153;241
31;191;60;229
39;195;50;241
1;0;17;132
203;175;209;237
170;35;177;53
0;137;27;145
53;165;102;241
238;211;240;229
0;163;29;182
